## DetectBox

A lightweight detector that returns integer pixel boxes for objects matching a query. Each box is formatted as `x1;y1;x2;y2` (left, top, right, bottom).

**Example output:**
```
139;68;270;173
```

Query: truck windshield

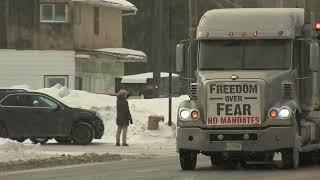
198;40;291;70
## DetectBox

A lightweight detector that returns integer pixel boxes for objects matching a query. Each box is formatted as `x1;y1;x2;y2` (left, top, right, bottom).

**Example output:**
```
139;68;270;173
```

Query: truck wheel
71;122;94;145
0;123;8;137
210;153;224;167
282;148;299;169
55;137;72;144
179;151;197;170
30;138;49;145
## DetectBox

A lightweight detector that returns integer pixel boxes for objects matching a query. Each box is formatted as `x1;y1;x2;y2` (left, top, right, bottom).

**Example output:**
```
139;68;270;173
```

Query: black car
0;91;104;145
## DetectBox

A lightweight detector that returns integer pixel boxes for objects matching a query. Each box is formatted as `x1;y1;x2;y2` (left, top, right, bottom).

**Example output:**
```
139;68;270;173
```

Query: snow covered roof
121;72;179;84
73;0;137;12
76;48;147;62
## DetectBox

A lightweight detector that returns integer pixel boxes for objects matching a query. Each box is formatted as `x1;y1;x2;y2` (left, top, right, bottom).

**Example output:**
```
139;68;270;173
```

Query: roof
197;8;304;39
73;0;137;12
76;48;147;63
121;72;179;84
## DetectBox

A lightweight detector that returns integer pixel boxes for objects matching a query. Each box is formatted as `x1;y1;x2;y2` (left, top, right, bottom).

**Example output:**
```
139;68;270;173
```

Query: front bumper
176;126;296;152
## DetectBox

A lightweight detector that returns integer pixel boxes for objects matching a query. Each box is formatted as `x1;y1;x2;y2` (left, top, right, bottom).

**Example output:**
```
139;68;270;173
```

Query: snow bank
36;85;189;143
0;138;52;162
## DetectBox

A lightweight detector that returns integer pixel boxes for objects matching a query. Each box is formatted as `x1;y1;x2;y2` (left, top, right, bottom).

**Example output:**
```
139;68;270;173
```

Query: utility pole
168;0;173;126
153;0;163;98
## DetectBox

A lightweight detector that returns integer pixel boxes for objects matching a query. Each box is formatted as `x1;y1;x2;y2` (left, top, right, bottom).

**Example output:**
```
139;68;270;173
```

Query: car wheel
30;138;49;145
55;137;72;144
179;150;197;170
0;123;8;137
71;122;94;145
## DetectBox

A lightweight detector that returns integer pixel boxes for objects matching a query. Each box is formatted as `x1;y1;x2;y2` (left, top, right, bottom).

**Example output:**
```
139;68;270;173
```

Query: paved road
1;155;320;180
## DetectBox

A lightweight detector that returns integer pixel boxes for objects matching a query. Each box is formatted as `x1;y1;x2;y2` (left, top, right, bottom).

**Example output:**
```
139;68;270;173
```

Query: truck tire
55;137;72;144
282;147;299;169
179;151;197;170
71;122;94;145
210;153;224;167
30;138;49;145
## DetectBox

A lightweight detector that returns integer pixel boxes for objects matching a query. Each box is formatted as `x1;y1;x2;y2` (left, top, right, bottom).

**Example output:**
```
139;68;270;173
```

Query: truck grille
210;133;258;141
283;83;293;98
189;83;197;100
207;81;262;126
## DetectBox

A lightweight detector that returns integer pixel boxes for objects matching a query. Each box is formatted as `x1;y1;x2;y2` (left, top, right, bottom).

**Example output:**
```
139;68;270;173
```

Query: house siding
4;0;74;50
74;4;122;49
0;50;75;89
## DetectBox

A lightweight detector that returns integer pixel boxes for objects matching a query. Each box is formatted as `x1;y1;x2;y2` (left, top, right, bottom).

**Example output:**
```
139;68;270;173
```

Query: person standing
116;89;133;146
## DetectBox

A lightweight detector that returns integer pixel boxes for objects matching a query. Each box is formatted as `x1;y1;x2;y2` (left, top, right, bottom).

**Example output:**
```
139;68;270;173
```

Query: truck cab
176;8;320;170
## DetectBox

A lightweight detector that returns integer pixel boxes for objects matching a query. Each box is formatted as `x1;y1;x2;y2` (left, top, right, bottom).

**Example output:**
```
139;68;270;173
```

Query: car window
32;95;58;109
0;95;19;106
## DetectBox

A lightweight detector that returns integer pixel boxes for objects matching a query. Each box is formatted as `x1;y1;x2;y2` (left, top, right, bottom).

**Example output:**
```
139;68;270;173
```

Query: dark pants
116;125;128;144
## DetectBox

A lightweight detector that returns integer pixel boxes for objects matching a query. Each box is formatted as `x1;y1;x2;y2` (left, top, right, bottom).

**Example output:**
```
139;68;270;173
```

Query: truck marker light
269;109;278;119
180;110;190;120
279;108;291;119
191;110;200;120
315;23;320;31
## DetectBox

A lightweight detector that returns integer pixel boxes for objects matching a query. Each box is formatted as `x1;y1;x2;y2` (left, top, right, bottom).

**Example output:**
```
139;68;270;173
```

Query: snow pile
36;85;189;143
0;138;52;162
0;138;26;151
0;84;32;90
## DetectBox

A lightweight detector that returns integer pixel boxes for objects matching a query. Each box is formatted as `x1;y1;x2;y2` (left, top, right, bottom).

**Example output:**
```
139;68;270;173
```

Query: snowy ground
0;85;188;164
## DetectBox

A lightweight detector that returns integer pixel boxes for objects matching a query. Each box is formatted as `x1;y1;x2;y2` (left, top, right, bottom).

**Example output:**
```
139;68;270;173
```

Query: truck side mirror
309;42;319;72
176;44;185;72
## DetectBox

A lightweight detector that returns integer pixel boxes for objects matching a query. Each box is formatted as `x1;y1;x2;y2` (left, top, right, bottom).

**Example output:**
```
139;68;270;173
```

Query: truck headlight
279;107;291;119
269;107;291;119
179;109;190;120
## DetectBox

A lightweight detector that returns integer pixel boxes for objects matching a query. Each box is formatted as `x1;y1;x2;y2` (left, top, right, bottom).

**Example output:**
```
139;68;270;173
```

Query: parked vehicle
176;8;320;170
0;91;104;145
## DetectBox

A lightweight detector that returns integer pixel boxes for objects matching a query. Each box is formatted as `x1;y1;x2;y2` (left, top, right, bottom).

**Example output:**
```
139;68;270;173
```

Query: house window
44;75;69;88
40;4;69;23
94;7;99;35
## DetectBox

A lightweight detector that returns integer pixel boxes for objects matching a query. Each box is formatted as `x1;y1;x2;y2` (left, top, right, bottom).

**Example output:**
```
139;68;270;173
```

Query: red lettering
221;117;226;124
227;117;232;124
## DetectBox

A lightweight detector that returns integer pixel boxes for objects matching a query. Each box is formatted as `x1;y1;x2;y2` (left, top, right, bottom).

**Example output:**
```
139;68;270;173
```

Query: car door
30;94;68;136
0;94;28;137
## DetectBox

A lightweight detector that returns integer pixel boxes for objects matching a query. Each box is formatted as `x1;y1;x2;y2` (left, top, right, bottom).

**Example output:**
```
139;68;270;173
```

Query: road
1;155;320;180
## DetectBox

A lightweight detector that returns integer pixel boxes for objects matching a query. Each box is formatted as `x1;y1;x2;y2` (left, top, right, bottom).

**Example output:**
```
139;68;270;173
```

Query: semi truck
176;8;320;170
